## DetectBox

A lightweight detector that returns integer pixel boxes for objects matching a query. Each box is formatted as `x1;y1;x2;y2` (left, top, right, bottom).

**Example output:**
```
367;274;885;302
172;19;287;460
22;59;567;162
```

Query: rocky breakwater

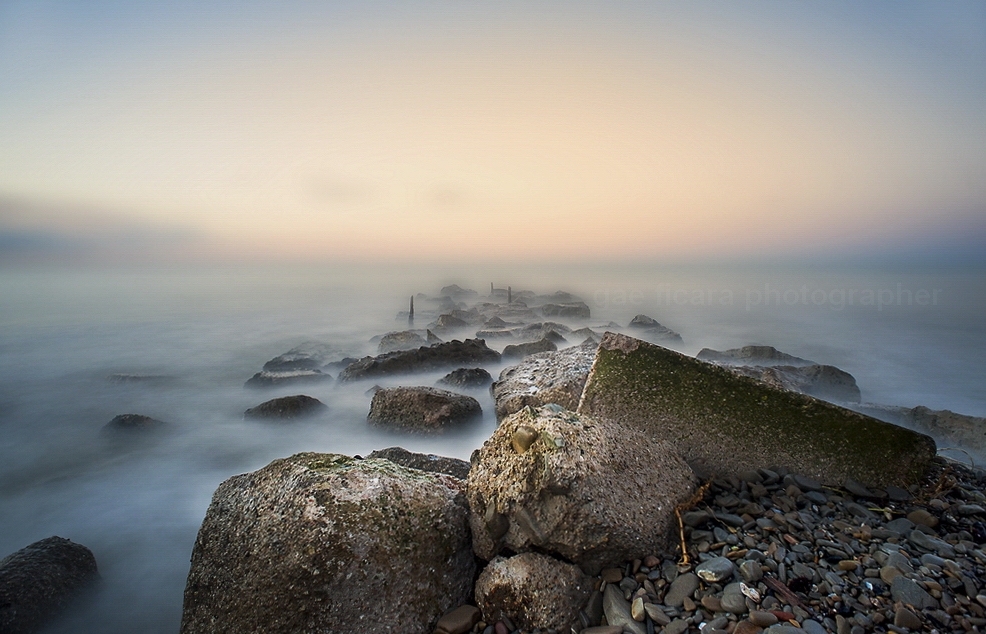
179;452;474;634
338;338;500;381
578;332;936;487
467;405;697;575
244;341;345;388
491;339;598;420
368;386;483;433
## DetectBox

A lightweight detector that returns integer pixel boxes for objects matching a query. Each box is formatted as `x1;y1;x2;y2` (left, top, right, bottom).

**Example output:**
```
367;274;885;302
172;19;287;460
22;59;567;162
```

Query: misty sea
1;261;984;633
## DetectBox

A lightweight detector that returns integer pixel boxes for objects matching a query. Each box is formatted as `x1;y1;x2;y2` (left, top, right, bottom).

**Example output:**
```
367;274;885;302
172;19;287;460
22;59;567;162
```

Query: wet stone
891;575;938;610
664;573;699;607
885;518;915;535
750;610;779;627
907;509;939;528
801;620;827;634
893;606;922;630
696;557;735;583
908;529;956;558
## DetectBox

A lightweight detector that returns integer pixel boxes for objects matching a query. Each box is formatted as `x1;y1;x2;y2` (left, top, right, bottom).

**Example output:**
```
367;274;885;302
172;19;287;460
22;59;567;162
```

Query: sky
1;1;984;264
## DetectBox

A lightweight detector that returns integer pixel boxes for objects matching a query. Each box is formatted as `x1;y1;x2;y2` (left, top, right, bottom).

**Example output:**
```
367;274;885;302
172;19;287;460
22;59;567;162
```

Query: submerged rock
262;342;341;372
491;339;597;420
474;329;515;340
859;404;986;463
106;373;175;385
368;387;482;433
376;330;428;354
0;536;100;634
437;367;493;389
696;345;814;367
367;447;471;480
511;321;572;341
440;284;478;298
243;395;327;420
243;369;332;389
467;405;696;574
180;453;474;634
540;302;590;319
729;363;861;402
474;552;591;632
501;337;557;360
578;332;936;487
338;339;500;381
627;315;683;343
432;314;471;330
100;413;170;434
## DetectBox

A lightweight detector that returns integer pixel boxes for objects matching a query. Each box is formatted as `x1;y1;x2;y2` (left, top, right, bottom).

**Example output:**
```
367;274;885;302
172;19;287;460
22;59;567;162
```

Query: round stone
749;610;779;627
906;509;939;528
695;556;735;583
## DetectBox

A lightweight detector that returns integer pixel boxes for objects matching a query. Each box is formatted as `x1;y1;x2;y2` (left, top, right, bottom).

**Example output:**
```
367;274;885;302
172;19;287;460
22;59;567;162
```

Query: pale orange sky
1;2;984;263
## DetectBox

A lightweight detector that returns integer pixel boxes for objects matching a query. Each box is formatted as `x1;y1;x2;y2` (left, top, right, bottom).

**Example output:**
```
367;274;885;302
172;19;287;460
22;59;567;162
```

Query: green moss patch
578;333;935;487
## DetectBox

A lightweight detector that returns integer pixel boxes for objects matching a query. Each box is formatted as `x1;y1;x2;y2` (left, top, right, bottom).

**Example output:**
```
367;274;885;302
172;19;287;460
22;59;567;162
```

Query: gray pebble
890;575;938;609
695;557;735;583
663;573;699;607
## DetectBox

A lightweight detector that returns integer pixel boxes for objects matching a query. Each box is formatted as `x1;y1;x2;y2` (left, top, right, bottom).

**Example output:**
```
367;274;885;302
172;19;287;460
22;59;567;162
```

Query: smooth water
1;262;984;633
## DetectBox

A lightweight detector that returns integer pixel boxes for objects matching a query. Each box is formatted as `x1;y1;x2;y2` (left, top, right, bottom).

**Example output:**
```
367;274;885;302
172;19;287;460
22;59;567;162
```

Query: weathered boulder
540;302;590;319
367;447;471;480
0;536;100;634
244;369;331;389
438;368;493;389
100;413;169;434
243;395;327;420
473;302;540;324
501;338;558;360
578;333;936;487
431;314;471;331
491;340;597;420
467;405;696;574
627;314;683;342
440;284;478;298
858;405;986;462
474;329;515;340
628;314;661;329
324;356;359;372
368;387;482;433
377;330;428;354
536;291;584;304
180;453;474;634
474;552;592;632
729;364;861;403
262;342;341;372
696;345;813;367
484;316;509;328
338;339;500;381
569;327;601;343
511;322;572;341
908;407;986;458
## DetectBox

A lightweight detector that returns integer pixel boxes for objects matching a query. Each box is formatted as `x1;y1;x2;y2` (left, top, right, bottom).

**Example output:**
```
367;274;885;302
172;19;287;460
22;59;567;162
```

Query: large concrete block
578;333;936;487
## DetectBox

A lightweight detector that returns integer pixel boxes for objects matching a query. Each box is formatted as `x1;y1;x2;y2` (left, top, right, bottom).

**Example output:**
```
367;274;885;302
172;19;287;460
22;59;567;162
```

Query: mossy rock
180;452;474;634
578;333;936;487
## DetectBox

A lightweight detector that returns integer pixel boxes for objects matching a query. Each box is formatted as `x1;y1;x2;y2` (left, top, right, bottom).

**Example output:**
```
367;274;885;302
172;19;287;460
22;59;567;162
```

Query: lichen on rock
578;332;936;487
466;405;696;574
180;452;474;634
